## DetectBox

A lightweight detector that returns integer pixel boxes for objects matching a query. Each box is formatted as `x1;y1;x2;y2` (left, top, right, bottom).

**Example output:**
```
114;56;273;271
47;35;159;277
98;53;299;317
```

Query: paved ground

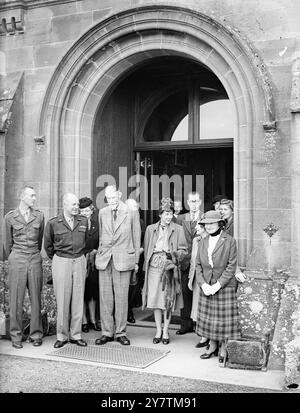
1;308;298;394
0;355;284;393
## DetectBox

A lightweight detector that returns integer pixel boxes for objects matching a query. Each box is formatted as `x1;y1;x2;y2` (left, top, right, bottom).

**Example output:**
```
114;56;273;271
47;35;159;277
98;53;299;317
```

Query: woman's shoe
82;324;89;333
200;348;218;359
162;333;170;345
195;339;210;348
153;335;162;344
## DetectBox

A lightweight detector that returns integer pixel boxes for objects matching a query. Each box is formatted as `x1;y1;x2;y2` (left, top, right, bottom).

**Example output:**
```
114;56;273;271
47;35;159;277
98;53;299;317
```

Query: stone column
268;52;300;370
0;132;5;260
291;52;300;282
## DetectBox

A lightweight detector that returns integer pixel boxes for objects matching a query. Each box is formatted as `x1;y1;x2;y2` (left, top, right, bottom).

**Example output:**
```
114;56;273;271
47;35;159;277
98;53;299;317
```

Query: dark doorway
93;56;234;217
137;147;233;225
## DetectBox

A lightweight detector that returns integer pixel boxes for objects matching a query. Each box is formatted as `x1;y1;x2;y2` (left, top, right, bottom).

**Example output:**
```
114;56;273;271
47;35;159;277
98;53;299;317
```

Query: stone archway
39;4;276;267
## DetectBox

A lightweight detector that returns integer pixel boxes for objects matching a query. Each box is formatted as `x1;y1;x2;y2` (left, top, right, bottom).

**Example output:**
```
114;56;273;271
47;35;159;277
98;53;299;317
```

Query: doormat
47;341;170;369
141;314;181;325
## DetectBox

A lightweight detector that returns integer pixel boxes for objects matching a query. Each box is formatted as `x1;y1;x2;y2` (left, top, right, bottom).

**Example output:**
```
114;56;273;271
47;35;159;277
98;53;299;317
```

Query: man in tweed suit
95;186;141;346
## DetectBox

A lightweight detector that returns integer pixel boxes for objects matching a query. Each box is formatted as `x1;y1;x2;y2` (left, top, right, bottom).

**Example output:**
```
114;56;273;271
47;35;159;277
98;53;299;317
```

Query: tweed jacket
95;201;141;272
176;211;203;271
195;231;237;289
142;221;188;309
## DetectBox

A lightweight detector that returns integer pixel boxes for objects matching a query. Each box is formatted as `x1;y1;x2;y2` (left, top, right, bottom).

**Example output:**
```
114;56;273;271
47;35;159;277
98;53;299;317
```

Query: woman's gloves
201;281;222;296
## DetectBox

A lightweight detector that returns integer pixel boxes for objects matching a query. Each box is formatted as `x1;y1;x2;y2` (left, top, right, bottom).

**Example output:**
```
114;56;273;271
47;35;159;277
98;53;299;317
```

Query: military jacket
44;213;88;259
3;208;44;257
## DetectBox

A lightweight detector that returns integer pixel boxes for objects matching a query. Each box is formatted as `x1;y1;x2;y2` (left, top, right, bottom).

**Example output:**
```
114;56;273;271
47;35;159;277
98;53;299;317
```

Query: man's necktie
113;209;117;221
24;210;29;222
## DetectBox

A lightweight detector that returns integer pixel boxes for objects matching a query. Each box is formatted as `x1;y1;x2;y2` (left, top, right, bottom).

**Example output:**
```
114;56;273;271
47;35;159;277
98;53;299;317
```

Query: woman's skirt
146;265;166;310
84;267;99;302
196;286;241;341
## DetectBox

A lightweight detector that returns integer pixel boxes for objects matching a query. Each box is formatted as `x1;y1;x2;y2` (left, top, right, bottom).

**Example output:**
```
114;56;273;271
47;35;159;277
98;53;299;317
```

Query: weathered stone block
226;338;268;370
33;41;73;68
51;12;93;43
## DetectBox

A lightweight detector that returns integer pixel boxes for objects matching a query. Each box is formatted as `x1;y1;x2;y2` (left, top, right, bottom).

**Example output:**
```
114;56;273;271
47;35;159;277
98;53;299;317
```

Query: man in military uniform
44;193;88;348
3;185;44;349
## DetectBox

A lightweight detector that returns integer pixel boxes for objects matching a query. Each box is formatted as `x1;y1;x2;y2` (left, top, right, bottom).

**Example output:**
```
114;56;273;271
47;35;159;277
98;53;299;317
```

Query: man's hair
105;185;118;194
18;185;34;199
187;191;201;200
62;193;77;205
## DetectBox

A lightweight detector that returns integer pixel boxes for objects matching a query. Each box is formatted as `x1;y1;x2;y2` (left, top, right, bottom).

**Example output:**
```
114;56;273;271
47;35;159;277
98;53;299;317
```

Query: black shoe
32;338;42;347
89;321;101;331
95;335;114;345
116;336;130;346
69;339;87;347
12;342;23;349
176;327;193;335
162;337;170;345
153;334;162;344
88;322;99;331
54;340;68;349
195;339;210;348
127;313;136;323
200;348;219;359
82;324;89;333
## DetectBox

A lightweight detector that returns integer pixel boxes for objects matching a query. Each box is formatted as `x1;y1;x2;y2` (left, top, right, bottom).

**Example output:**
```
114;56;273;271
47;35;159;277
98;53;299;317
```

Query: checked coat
195;231;241;340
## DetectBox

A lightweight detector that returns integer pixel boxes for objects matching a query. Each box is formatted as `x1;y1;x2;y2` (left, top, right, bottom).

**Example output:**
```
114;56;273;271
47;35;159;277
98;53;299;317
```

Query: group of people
3;184;245;364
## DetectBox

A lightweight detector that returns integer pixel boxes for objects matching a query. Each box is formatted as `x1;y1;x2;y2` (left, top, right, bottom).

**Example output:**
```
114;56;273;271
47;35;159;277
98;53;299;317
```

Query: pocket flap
13;224;24;230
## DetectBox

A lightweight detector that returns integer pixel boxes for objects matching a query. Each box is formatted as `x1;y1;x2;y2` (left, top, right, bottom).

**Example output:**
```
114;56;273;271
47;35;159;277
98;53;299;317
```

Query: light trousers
52;254;86;341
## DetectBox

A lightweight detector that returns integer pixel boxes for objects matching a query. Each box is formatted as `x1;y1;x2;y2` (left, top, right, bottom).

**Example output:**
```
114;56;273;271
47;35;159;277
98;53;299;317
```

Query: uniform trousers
99;258;131;338
52;254;86;341
8;250;43;343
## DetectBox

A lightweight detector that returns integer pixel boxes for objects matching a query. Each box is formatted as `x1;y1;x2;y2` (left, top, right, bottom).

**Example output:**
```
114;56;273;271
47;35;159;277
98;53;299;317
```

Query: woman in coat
142;198;188;344
79;197;101;333
195;210;241;363
219;199;234;237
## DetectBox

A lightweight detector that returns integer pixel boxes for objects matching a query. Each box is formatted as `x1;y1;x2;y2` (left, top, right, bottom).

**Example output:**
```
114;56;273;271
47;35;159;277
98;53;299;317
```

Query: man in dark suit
125;198;146;323
176;191;203;335
95;186;141;346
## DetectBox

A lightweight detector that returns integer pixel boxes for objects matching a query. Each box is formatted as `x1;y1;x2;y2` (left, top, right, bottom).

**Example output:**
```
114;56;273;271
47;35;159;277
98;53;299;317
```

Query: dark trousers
8;251;43;343
180;267;193;330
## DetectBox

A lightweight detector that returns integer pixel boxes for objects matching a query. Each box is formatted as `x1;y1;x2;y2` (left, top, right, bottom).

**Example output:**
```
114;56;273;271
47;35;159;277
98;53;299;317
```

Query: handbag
130;269;138;286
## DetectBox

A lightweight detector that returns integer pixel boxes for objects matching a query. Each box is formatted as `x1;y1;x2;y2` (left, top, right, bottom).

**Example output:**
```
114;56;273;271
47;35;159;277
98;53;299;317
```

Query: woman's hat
79;197;93;209
199;210;224;224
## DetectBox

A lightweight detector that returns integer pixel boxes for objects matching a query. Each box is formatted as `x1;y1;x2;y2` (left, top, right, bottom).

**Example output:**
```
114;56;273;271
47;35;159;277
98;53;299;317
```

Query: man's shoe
54;340;68;349
82;324;89;333
12;342;23;349
116;336;130;346
95;335;114;345
176;327;193;335
33;338;43;347
69;339;87;347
